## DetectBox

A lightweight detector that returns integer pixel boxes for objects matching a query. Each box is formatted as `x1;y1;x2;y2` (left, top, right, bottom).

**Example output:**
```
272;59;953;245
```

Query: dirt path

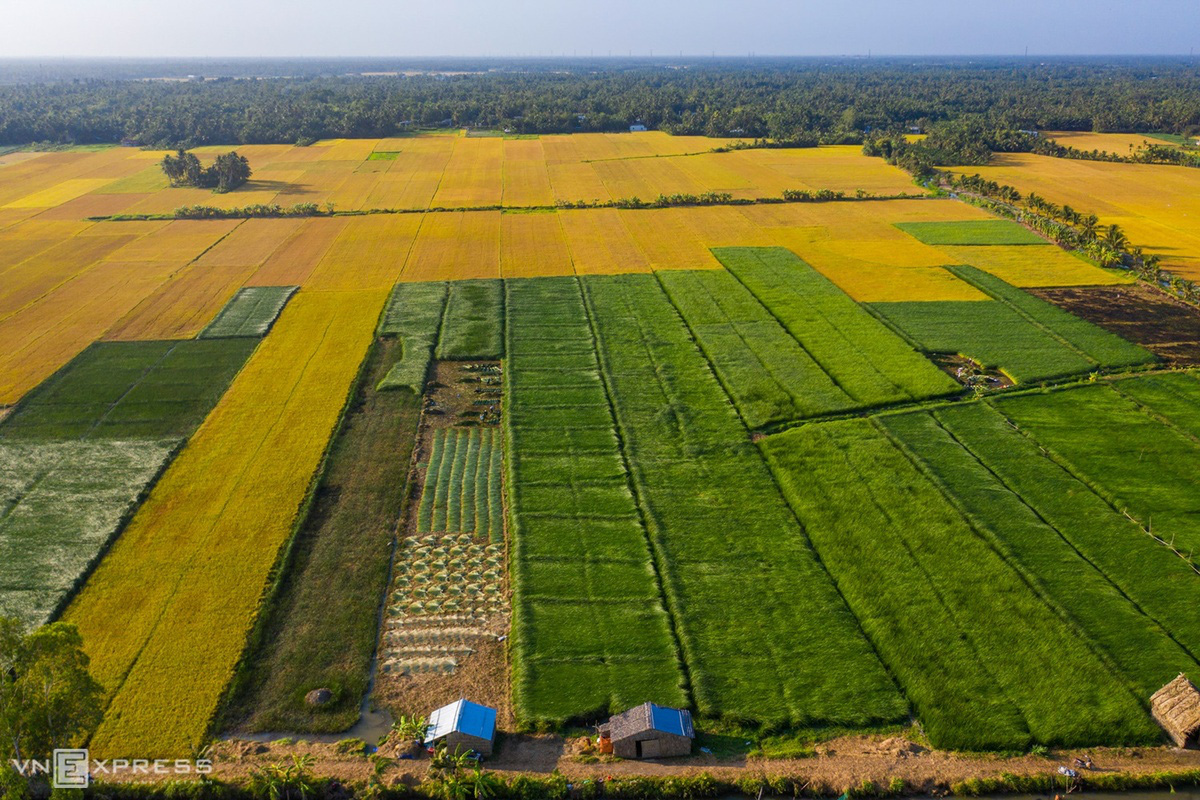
202;733;1200;794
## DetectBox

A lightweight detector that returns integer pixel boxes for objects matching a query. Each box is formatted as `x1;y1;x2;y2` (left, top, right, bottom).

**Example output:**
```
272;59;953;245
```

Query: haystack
1151;673;1200;748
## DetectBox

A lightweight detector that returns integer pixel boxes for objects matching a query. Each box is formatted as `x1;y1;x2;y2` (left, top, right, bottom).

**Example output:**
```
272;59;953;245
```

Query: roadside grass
226;338;422;733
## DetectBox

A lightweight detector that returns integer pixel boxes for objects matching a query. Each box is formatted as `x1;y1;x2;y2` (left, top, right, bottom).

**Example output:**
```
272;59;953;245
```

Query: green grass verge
200;285;298;338
715;246;959;408
583;272;907;729
228;338;422;732
760;418;1159;750
895;219;1049;245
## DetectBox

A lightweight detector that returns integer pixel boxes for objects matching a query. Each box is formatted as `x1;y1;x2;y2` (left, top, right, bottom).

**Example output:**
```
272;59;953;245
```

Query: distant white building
630;123;648;132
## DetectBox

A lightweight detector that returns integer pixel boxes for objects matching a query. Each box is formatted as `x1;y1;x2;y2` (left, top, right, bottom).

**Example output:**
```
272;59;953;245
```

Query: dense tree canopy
0;57;1198;147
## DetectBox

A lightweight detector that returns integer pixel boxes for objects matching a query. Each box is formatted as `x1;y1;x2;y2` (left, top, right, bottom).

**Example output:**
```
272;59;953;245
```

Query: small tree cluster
161;149;252;193
0;618;104;798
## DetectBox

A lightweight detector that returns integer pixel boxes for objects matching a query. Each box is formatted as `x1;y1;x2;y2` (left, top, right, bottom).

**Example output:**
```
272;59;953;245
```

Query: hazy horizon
4;0;1197;59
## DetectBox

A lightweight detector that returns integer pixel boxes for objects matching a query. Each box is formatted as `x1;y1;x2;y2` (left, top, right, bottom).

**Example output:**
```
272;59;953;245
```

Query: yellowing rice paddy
949;153;1200;279
63;289;386;758
0;134;1163;411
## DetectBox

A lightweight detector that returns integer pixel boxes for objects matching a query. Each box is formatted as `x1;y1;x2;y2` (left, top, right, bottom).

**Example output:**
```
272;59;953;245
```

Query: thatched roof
602;702;694;741
1151;674;1200;748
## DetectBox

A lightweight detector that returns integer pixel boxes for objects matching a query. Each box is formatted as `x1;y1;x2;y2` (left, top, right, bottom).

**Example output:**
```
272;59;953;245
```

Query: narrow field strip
62;289;386;758
505;276;688;725
436;278;504;359
760;419;1159;750
582;273;907;728
878;406;1200;700
418;428;503;541
200;285;298;338
995;381;1200;563
377;281;449;392
230;339;424;733
716;246;959;407
896;219;1049;246
657;268;856;427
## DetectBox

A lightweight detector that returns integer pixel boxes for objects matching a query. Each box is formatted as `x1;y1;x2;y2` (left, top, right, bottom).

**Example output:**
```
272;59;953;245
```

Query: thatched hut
1151;673;1200;748
599;702;693;759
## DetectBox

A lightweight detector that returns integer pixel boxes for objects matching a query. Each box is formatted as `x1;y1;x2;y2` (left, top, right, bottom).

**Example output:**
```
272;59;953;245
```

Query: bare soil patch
928;353;1014;390
374;359;510;731
1032;284;1200;366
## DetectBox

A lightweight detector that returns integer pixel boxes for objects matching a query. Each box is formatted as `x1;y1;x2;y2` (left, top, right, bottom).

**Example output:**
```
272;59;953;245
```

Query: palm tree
1104;224;1127;250
1079;215;1100;241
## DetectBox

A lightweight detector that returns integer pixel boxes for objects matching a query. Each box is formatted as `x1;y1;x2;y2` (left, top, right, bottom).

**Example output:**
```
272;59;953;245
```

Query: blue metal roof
647;703;694;738
425;699;497;744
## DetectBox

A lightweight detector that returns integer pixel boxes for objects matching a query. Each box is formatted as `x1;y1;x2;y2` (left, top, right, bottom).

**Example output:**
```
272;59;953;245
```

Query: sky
1;0;1196;59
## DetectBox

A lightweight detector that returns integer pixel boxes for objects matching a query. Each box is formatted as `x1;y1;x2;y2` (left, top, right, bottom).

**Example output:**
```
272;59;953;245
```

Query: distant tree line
866;119;1200;178
161;149;251;192
1;58;1199;147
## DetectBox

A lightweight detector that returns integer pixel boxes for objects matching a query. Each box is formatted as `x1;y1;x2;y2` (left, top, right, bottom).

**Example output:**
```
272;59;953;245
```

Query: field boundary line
984;395;1200;577
720;252;856;401
577;276;695;710
875;414;1170;709
807;421;1029;736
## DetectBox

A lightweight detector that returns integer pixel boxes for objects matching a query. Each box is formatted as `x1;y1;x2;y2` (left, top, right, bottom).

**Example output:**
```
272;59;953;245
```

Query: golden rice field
0;131;1173;761
0;132;920;217
5;134;1122;408
61;289;385;758
1045;130;1181;157
949;152;1200;279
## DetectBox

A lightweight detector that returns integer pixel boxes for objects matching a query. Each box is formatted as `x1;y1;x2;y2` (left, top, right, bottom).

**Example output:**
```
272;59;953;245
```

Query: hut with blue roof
599;702;694;759
424;698;498;757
